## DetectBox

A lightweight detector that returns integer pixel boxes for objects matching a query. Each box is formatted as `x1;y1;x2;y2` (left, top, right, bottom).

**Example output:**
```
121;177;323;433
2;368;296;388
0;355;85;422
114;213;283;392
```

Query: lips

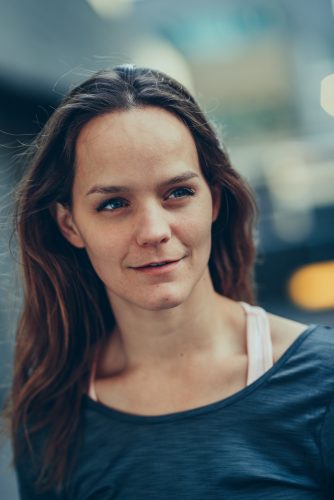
133;259;179;269
130;258;183;275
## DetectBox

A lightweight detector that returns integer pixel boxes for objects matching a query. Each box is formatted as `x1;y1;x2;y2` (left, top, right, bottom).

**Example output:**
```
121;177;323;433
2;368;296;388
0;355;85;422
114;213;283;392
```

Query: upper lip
132;258;181;268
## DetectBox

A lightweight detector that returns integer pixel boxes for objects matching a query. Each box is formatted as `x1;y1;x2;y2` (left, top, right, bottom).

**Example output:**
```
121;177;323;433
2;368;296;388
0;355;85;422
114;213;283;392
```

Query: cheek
186;199;214;242
80;227;123;271
177;215;212;266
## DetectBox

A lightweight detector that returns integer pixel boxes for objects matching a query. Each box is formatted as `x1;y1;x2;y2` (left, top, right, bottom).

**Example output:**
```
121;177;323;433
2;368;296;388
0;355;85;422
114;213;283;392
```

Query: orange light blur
288;261;334;310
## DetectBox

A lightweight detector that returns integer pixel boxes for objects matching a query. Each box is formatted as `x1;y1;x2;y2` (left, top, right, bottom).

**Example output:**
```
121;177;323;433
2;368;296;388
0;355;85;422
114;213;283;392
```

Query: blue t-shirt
16;324;334;499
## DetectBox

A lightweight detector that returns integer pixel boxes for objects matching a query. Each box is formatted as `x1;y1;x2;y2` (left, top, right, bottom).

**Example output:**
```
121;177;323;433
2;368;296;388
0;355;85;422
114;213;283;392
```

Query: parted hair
3;64;257;492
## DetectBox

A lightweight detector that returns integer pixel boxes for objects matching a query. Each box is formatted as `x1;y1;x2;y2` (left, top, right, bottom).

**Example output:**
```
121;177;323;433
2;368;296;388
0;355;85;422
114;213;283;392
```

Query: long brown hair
3;65;257;493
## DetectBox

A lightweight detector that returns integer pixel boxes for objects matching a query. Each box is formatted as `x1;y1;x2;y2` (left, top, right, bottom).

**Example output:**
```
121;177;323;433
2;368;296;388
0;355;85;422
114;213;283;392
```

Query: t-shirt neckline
83;324;317;424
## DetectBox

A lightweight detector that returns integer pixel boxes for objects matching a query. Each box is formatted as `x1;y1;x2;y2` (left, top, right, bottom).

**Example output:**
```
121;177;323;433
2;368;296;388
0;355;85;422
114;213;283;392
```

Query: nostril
136;227;171;246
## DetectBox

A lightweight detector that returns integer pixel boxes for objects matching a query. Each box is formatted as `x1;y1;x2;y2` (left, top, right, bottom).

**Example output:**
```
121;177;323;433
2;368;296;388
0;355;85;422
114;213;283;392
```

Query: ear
211;185;222;222
55;203;85;248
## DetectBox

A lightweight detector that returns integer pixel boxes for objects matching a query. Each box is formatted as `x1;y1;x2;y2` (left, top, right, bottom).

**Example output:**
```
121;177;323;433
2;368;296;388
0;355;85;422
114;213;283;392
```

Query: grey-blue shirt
16;324;334;499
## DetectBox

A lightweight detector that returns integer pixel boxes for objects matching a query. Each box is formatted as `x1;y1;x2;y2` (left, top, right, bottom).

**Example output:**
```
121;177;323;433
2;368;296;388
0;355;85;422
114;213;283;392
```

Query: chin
135;296;183;311
142;299;183;311
107;281;194;312
136;289;189;311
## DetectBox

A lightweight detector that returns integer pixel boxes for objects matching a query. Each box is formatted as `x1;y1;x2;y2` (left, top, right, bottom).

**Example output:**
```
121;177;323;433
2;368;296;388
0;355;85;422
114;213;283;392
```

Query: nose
134;203;171;247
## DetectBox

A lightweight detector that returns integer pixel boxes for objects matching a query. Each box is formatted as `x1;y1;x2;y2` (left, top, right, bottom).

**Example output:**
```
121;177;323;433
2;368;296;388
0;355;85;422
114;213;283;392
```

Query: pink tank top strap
239;301;274;386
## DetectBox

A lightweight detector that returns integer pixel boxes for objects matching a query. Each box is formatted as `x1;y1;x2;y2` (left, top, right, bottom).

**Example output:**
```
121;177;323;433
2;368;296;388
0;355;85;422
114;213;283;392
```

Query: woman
4;65;334;498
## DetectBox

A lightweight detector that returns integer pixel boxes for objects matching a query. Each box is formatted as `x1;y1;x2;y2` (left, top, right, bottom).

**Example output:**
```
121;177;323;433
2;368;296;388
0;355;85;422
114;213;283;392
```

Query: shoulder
267;313;308;363
267;312;334;366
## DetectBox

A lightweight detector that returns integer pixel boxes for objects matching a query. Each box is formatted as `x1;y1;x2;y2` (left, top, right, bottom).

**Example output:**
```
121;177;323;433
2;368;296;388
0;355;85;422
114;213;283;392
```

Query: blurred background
0;0;334;496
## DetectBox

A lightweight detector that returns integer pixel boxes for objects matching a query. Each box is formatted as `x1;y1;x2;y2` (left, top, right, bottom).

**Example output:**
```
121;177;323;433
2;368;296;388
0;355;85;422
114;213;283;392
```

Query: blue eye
96;188;195;212
97;198;128;211
168;187;195;199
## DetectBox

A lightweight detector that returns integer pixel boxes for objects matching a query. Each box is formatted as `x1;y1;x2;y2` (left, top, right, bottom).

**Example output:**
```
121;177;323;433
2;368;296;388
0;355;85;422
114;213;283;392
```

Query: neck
99;270;246;375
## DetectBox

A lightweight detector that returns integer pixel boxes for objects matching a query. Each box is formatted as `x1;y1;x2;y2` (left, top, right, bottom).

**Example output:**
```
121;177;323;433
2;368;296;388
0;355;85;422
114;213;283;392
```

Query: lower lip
132;259;182;275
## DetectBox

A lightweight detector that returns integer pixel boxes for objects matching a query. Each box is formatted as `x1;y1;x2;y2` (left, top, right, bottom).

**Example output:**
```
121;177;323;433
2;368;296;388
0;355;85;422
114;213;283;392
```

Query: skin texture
56;106;307;415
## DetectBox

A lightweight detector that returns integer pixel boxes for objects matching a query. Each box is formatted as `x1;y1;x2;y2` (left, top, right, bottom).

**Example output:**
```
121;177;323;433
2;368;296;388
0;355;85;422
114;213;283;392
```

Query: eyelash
96;187;196;212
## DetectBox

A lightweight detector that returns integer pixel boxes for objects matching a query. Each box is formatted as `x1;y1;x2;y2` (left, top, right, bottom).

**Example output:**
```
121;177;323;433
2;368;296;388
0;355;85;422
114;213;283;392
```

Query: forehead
74;106;201;186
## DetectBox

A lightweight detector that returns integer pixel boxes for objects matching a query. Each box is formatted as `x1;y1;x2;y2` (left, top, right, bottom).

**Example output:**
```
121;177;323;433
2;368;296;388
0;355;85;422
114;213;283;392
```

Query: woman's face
56;106;220;311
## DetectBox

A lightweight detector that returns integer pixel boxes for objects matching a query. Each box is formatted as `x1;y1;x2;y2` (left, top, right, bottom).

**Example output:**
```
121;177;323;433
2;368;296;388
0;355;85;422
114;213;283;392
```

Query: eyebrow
85;171;200;196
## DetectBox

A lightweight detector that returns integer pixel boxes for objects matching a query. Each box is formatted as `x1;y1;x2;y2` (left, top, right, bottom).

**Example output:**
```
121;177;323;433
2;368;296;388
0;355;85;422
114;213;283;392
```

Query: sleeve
320;393;334;491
